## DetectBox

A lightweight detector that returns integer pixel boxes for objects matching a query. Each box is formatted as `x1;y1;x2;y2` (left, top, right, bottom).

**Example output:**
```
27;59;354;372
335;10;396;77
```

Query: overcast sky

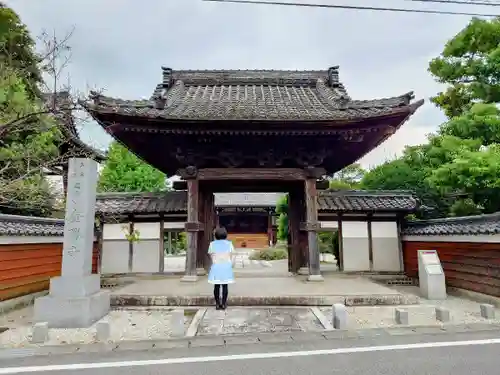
5;0;492;171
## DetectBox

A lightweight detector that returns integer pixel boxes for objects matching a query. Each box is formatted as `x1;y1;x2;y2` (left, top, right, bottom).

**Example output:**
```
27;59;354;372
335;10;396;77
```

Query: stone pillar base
297;267;309;275
196;267;207;276
307;274;324;282
181;275;198;282
34;290;110;328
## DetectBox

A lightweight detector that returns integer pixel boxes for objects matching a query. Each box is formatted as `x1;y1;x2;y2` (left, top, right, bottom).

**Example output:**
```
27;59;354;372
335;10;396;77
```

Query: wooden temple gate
179;167;324;281
83;66;423;282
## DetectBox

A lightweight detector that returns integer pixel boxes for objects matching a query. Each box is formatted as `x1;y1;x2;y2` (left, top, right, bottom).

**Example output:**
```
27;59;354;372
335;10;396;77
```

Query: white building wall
341;221;370;271
371;221;401;272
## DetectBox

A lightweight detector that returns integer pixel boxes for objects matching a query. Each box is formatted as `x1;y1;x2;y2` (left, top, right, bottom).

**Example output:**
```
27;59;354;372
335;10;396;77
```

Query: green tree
0;3;43;100
98;141;167;192
0;65;60;216
276;194;288;241
429;17;500;118
428;143;500;214
329;163;366;188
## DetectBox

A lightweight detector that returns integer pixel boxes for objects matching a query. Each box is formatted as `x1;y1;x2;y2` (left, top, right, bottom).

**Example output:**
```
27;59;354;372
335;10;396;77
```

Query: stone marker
96;321;111;341
417;250;446;300
480;304;495;319
34;158;110;328
395;308;409;325
170;309;185;337
435;307;450;322
31;322;49;344
332;303;347;329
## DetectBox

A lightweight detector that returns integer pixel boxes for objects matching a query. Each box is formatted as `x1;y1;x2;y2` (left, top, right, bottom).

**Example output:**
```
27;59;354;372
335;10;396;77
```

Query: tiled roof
43;92;106;162
95;191;187;216
83;67;424;122
318;190;419;212
0;214;64;236
95;190;418;216
403;212;500;236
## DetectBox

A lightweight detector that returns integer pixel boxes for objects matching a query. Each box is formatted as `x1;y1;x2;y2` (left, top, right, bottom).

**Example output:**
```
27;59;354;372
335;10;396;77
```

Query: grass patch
249;247;288;261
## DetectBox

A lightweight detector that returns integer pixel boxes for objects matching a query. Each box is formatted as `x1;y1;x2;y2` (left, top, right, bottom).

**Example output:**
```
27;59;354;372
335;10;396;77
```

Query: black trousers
213;284;228;306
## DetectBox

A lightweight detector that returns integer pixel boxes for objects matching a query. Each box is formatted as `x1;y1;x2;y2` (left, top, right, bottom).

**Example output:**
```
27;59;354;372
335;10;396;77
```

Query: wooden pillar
198;189;214;272
297;187;309;275
62;163;69;198
181;167;201;282
96;217;104;274
267;209;273;247
196;186;207;274
159;216;165;273
288;190;301;273
304;170;323;281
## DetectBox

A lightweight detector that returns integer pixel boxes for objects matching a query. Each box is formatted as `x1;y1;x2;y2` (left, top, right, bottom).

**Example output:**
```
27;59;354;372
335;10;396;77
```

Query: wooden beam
178;168;326;181
172;178;329;191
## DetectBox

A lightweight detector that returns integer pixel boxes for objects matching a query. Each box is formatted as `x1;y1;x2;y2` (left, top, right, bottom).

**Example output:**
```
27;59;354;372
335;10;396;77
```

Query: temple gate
84;66;423;281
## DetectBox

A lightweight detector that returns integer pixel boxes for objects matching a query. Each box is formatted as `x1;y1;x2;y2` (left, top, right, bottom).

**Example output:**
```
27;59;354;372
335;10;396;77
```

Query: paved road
1;330;500;374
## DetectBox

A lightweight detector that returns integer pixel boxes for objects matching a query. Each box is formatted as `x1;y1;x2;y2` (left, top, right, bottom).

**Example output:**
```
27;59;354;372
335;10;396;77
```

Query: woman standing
208;227;234;310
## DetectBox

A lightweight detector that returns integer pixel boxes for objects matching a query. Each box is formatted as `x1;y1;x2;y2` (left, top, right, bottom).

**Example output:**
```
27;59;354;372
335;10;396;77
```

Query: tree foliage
0;4;88;216
0;3;43;100
98;141;168;193
429;17;500;118
361;102;500;217
0;64;60;216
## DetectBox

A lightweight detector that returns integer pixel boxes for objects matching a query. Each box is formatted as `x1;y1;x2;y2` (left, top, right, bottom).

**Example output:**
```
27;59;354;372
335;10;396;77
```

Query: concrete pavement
1;329;500;374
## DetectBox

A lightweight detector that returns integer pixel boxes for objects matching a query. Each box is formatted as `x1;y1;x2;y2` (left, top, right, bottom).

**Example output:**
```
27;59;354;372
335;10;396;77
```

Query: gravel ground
320;294;500;329
0;306;195;349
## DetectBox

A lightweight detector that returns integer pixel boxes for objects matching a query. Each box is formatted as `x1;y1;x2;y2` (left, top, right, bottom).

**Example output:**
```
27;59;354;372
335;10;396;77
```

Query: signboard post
417;250;446;300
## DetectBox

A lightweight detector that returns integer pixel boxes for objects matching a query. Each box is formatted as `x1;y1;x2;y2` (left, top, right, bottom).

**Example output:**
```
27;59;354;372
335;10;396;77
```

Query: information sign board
417;249;446;300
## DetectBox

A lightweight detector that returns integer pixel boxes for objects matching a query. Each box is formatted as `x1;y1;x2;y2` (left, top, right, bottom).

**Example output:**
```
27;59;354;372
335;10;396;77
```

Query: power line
402;0;500;6
203;0;500;16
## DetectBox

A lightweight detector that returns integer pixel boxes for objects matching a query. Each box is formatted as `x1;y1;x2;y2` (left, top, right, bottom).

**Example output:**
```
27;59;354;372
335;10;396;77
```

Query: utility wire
402;0;500;6
203;0;500;16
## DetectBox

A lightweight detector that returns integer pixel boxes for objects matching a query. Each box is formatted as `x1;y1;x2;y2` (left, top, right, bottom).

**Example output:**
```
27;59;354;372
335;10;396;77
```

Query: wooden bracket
184;221;204;232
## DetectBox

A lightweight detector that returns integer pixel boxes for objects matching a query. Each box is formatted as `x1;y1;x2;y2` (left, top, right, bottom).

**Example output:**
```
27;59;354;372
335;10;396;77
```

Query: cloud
5;0;479;170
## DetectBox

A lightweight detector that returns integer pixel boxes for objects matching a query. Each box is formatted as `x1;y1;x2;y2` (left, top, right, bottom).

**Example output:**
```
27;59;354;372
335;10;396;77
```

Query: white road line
1;338;500;374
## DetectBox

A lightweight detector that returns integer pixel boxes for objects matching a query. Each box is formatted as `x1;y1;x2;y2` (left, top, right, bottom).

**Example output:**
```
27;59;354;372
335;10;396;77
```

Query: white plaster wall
341;221;370;271
403;235;500;243
132;240;160;273
371;221;401;272
164;222;185;230
134;223;161;240
101;240;129;274
103;223;129;240
320;221;338;230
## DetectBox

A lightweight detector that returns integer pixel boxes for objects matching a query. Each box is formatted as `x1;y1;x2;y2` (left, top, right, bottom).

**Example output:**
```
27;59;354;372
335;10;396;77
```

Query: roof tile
95;190;418;216
403;212;500;236
83;67;423;122
318;190;418;212
0;214;64;236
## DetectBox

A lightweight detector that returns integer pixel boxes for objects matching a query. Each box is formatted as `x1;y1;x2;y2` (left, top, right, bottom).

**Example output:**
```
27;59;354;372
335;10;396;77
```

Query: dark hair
214;226;228;240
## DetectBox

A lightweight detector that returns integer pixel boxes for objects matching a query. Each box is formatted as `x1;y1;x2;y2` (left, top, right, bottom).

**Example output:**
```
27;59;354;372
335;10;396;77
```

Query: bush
249;247;288;261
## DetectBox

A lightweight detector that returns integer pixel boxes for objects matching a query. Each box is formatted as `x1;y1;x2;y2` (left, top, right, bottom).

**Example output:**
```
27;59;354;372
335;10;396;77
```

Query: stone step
110;293;419;307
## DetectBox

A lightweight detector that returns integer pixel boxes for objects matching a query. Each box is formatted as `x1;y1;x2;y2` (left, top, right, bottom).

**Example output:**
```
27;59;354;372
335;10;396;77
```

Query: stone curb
1;322;499;360
110;294;420;307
